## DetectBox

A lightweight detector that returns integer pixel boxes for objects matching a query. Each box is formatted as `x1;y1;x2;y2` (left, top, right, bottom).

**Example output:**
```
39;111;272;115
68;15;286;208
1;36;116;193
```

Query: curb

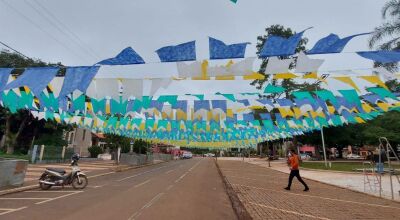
215;159;252;220
0;160;171;196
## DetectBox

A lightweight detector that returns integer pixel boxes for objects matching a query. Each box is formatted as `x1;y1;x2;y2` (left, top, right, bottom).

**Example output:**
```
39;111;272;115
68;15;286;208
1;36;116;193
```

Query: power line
26;0;100;60
1;0;91;63
0;40;32;60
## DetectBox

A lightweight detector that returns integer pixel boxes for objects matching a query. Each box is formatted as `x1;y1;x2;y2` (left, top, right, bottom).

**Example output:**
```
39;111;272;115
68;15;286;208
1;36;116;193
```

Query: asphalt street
0;158;236;220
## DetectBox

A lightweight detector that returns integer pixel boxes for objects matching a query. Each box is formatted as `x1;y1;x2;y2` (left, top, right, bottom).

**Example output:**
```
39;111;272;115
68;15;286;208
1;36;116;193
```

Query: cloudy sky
0;0;388;94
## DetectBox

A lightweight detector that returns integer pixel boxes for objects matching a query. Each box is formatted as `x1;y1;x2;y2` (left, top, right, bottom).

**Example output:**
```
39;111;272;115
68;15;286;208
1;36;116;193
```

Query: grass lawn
0;152;30;161
300;161;400;172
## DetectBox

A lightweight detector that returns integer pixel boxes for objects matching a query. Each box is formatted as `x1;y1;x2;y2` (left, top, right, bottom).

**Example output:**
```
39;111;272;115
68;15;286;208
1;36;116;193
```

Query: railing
29;145;74;164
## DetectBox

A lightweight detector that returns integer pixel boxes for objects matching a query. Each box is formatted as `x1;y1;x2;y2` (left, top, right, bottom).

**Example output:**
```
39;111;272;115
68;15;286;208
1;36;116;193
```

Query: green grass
0;151;30;160
300;161;400;172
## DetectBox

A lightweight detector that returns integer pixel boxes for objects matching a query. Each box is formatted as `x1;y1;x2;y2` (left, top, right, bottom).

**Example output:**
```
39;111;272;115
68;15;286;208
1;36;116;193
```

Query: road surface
0;158;236;220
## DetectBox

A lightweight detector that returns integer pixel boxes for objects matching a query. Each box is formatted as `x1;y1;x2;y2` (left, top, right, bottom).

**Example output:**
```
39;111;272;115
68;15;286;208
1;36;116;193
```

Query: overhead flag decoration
4;67;59;96
307;33;370;54
177;61;202;78
260;28;312;58
265;57;292;74
332;76;361;92
156;41;196;62
356;51;400;64
209;37;250;59
97;47;145;65
0;68;12;92
230;0;238;3
264;84;285;94
58;66;100;110
295;52;324;73
358;75;388;89
2;27;400;148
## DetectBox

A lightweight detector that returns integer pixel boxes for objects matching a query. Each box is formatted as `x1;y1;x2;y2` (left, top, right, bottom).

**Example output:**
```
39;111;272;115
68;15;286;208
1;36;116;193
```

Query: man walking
284;149;309;191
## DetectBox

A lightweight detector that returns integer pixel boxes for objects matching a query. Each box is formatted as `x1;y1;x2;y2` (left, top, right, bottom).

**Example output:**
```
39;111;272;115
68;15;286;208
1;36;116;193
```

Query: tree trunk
6;113;29;154
4;114;12;154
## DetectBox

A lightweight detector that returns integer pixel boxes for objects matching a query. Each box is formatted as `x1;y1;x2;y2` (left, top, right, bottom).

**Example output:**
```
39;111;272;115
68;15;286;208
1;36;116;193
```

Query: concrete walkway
240;157;400;201
217;159;400;220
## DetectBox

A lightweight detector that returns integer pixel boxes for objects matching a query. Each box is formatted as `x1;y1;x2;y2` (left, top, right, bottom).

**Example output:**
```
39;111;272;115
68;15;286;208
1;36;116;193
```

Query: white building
65;128;95;157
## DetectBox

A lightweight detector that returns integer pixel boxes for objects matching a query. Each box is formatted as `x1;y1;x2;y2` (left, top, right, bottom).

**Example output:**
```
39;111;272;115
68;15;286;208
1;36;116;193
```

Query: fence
29;145;74;164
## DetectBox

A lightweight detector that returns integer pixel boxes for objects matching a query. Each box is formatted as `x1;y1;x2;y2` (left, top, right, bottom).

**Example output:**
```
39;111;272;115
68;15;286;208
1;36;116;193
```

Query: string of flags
94;32;398;65
0;28;399;147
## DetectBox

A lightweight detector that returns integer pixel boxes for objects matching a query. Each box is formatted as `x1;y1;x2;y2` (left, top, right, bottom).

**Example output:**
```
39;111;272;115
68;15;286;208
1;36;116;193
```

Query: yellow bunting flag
273;73;298;79
192;60;210;80
354;117;366;123
243;72;265;80
362;103;375;113
215;75;235;80
332;76;360;92
358;76;388;89
302;72;318;79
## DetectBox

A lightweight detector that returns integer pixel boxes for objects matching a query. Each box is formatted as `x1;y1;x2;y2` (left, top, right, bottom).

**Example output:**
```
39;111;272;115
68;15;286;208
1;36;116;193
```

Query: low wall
153;153;173;162
0;158;28;187
120;153;153;166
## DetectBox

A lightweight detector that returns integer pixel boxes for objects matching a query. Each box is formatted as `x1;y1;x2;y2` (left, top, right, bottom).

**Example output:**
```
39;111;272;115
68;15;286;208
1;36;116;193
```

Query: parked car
204;153;215;157
346;154;362;159
182;152;193;159
300;153;311;160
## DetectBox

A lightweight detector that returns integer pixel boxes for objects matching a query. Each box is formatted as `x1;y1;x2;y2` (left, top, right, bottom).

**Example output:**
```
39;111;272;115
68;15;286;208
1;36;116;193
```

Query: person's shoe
304;187;309;192
284;187;290;191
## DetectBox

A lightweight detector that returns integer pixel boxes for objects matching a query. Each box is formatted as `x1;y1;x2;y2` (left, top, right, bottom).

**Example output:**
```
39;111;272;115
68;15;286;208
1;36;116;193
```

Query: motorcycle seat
46;168;66;174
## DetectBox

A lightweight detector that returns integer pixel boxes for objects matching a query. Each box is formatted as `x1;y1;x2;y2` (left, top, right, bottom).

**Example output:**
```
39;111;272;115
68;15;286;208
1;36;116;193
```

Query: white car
182;152;193;159
300;154;311;160
204;153;215;157
346;154;361;159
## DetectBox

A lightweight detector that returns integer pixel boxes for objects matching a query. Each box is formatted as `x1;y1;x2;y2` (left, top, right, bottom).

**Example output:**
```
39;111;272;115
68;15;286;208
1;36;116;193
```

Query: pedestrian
284;149;309;191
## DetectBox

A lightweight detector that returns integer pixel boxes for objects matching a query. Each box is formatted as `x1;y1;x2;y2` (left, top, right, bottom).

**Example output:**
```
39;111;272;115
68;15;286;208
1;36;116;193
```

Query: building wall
66;128;92;157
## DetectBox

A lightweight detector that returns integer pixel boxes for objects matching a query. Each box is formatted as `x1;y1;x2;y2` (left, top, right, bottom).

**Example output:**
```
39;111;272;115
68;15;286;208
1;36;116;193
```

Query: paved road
218;159;400;220
0;158;236;220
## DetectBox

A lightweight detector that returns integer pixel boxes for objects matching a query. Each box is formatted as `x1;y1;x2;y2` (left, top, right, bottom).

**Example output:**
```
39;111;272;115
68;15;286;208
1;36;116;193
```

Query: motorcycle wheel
72;175;88;189
39;174;52;190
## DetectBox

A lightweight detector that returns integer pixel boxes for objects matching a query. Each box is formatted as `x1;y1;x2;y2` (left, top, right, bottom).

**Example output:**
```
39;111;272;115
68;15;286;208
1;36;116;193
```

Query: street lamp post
320;125;328;167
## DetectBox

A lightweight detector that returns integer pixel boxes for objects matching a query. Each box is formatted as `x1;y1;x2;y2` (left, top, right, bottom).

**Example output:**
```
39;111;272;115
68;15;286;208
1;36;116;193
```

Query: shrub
88;146;103;158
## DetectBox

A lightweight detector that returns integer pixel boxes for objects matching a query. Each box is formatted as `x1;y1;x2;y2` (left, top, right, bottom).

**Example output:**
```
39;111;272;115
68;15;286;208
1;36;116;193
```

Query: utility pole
321;126;328;167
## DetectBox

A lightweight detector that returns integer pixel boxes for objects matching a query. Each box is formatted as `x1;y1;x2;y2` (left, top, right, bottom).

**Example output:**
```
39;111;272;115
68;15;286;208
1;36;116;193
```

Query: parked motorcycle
39;153;88;190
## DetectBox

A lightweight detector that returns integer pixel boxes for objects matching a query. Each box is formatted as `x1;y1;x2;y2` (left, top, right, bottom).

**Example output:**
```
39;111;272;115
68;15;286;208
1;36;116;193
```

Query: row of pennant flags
10;85;400;148
0;66;399;147
95;32;400;65
1;28;400;147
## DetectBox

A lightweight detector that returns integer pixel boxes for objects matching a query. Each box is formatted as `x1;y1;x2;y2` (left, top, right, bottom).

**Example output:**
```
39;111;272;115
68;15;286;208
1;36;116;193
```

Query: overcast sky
0;0;388;95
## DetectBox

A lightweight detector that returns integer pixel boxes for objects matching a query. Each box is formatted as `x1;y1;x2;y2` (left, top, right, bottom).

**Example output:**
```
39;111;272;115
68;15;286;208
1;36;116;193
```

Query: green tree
251;25;323;147
369;0;400;70
251;24;309;93
0;50;66;154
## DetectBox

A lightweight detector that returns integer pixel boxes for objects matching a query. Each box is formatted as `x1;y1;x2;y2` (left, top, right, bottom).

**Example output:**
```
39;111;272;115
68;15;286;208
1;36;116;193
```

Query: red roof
92;133;105;139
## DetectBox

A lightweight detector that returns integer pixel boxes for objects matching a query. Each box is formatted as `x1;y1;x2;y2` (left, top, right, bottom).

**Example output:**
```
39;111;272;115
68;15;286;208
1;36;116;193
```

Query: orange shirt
288;155;299;170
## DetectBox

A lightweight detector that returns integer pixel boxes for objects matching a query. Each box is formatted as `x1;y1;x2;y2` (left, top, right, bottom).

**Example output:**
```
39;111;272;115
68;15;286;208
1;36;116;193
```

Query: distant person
284;149;309;192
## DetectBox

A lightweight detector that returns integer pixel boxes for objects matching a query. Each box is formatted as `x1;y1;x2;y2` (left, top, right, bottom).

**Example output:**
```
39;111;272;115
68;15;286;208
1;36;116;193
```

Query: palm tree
369;0;400;70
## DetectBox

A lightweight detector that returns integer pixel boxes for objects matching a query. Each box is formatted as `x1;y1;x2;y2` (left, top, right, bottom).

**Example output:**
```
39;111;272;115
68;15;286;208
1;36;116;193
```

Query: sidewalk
0;160;129;195
245;158;400;201
217;159;400;220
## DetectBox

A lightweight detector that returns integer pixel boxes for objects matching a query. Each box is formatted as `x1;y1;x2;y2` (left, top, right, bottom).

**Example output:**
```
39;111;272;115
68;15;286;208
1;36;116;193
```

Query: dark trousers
287;170;308;189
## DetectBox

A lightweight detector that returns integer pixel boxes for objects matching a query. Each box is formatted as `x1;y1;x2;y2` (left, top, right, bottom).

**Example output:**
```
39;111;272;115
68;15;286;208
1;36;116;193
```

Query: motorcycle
39;153;88;190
